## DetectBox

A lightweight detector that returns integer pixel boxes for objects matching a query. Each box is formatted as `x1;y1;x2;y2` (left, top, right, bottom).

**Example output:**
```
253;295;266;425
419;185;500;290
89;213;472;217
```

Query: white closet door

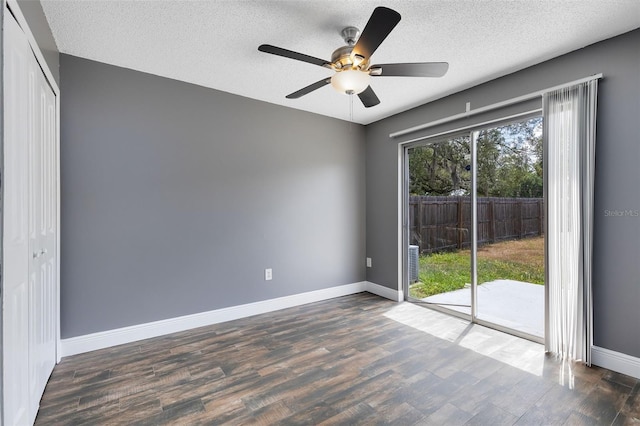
3;9;58;425
27;46;58;413
3;11;32;426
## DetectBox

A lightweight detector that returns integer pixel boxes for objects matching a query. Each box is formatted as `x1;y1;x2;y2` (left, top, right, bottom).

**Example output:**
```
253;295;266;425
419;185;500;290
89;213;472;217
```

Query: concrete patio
422;279;544;338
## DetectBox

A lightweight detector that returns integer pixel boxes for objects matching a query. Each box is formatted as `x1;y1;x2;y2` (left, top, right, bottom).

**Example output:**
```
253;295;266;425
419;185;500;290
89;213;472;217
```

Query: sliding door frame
400;111;545;344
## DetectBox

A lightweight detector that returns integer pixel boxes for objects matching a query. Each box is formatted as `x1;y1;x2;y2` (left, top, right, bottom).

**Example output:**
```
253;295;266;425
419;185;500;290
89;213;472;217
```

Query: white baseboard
62;284;640;379
61;281;369;357
591;346;640;379
365;281;403;302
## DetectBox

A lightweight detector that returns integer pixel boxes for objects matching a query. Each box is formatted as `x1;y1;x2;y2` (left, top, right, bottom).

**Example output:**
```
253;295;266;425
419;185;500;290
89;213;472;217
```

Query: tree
409;117;543;198
476;129;501;197
409;136;471;196
493;118;543;197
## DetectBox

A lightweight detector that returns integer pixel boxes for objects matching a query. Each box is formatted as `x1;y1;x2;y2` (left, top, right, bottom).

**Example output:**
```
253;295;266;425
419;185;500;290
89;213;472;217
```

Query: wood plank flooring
36;293;639;425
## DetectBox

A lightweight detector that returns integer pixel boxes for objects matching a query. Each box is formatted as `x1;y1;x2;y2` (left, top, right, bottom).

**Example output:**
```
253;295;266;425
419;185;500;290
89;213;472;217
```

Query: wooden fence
409;196;544;254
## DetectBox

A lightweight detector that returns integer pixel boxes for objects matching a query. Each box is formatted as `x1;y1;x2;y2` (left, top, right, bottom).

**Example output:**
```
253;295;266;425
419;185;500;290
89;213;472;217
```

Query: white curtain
544;79;598;364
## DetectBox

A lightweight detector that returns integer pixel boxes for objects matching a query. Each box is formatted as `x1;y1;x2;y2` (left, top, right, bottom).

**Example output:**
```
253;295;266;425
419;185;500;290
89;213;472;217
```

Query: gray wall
365;29;640;358
60;54;366;338
16;0;59;85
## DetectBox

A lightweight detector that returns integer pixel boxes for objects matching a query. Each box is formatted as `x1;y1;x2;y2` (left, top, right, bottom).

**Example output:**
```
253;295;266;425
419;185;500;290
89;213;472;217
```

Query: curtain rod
390;73;603;139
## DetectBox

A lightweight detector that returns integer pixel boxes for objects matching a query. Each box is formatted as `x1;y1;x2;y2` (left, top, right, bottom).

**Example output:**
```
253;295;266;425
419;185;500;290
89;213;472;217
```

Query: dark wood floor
37;293;639;425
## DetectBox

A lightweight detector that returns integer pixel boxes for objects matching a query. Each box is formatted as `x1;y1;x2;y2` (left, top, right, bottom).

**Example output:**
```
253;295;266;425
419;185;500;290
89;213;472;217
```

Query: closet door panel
27;43;42;417
29;60;58;403
3;11;32;426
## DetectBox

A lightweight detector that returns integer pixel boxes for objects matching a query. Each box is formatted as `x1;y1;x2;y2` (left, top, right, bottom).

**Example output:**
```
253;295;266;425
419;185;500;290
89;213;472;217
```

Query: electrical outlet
366;257;372;268
265;268;273;281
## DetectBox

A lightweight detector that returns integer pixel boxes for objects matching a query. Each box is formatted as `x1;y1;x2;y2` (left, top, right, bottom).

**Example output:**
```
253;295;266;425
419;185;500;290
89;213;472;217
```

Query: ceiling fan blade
286;78;331;99
259;44;331;68
370;62;449;77
351;7;401;62
358;86;380;108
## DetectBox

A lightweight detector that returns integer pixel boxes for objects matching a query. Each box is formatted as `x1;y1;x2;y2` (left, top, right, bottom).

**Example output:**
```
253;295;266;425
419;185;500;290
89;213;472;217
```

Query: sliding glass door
406;135;472;317
473;119;544;339
404;117;544;341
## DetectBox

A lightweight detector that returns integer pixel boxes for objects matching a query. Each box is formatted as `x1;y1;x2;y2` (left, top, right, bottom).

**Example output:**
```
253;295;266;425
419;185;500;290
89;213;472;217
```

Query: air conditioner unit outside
409;245;419;283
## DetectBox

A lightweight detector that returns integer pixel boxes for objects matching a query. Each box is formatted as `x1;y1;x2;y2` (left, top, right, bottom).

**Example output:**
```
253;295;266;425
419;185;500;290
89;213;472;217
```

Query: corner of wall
365;281;403;302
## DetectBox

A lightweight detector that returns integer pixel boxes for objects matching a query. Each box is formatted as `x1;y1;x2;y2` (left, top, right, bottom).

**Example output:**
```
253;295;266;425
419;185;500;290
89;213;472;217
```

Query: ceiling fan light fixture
331;69;370;95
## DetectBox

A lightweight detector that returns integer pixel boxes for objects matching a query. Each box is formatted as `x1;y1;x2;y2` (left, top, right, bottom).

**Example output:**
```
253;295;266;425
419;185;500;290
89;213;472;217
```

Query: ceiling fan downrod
340;26;360;46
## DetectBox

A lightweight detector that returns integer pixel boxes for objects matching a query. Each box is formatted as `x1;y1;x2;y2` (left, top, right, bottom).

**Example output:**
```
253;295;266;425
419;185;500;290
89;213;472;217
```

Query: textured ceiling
41;0;640;124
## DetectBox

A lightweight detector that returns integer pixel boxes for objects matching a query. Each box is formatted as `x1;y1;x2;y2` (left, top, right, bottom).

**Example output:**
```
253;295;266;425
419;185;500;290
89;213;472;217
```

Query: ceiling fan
258;6;449;108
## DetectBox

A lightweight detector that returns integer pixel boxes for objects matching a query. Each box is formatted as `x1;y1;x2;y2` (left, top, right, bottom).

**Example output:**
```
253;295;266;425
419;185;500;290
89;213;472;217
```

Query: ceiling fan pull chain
350;93;354;123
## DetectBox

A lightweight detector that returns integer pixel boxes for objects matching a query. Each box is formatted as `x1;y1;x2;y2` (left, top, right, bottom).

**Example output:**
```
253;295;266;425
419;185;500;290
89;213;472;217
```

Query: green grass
409;242;545;299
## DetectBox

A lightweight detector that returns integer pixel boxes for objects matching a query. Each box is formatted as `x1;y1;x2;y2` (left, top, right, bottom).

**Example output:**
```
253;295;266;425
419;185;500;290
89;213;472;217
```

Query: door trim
6;0;60;94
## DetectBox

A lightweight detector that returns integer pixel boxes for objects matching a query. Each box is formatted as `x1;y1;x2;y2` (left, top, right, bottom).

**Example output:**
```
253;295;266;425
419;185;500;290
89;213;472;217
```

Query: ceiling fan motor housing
331;45;369;71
